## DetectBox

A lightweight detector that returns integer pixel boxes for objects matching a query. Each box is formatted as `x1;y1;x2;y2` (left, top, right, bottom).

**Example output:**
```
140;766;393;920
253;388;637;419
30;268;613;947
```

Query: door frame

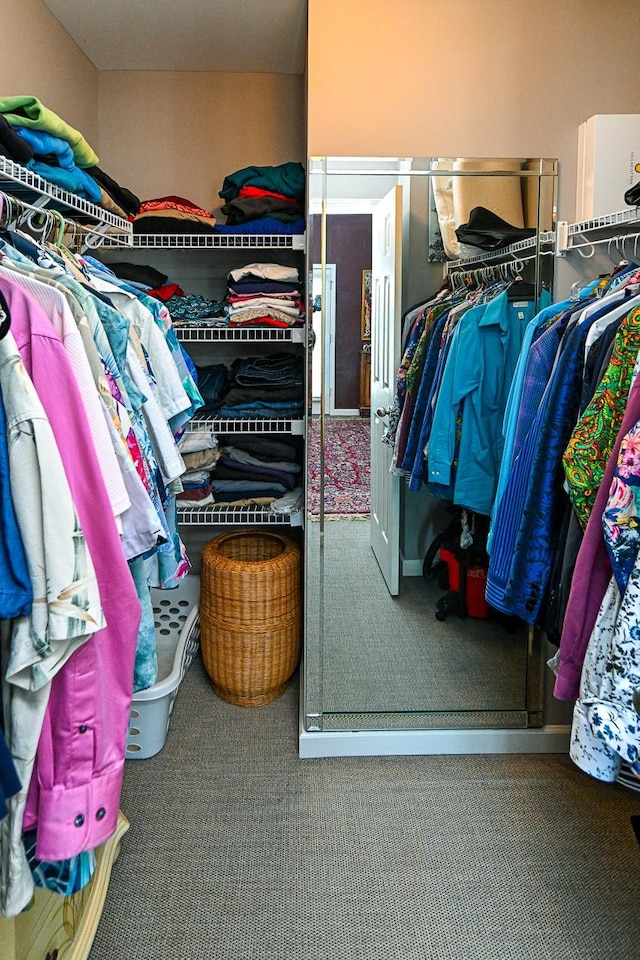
311;262;337;415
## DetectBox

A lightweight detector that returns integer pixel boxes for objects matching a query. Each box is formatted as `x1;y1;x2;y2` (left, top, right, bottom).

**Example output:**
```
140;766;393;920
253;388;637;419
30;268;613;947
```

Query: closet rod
559;231;640;261
447;255;532;289
445;232;555;273
0;189;115;250
317;167;554;179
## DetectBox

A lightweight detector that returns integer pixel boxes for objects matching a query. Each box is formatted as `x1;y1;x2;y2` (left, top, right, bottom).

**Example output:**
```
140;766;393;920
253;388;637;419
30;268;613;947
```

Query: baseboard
298;725;571;758
401;557;423;577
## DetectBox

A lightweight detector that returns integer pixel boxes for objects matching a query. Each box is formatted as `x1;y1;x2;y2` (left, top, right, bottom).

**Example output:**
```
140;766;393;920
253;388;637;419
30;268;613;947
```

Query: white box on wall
576;114;640;220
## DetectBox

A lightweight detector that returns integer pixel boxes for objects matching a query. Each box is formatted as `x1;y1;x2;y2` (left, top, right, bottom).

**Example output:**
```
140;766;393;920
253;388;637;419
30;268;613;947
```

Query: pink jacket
1;277;141;860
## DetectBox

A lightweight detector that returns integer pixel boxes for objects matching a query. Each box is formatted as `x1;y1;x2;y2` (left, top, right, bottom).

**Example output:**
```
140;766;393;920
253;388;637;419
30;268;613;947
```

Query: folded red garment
139;195;213;218
147;282;186;301
228;316;291;328
176;484;213;501
237;185;298;203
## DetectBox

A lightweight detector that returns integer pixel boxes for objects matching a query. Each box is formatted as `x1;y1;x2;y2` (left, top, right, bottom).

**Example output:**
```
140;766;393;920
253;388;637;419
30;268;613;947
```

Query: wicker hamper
200;531;301;706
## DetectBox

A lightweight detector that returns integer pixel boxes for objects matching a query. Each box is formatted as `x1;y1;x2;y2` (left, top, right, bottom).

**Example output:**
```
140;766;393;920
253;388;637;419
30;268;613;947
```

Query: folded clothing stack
215;161;305;235
225;262;304;328
132;195;216;235
195;352;304;420
176;431;302;510
0;96;140;218
175;428;219;507
215;436;302;508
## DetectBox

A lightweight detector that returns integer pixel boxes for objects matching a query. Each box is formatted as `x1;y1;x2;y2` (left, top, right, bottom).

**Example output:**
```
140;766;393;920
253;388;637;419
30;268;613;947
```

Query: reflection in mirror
304;157;558;735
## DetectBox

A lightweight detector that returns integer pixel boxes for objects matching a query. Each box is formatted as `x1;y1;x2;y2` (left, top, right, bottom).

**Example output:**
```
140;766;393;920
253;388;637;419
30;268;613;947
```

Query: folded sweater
0;95;98;167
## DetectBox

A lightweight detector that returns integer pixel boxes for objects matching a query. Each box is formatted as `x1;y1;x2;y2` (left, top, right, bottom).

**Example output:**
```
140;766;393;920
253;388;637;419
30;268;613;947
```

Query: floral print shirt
602;419;640;593
570;571;640;782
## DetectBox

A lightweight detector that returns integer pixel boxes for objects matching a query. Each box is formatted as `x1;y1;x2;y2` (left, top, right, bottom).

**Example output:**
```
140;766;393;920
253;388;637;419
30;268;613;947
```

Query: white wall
1;0;99;149
308;0;640;224
98;71;305;211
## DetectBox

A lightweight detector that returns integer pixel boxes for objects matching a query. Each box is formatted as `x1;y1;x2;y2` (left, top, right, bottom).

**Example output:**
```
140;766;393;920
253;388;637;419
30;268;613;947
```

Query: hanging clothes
486;269;640;625
0;209;204;917
387;274;540;519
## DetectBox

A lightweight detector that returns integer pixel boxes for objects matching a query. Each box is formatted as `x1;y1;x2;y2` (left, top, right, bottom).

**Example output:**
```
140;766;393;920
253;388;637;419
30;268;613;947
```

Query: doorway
311;263;336;414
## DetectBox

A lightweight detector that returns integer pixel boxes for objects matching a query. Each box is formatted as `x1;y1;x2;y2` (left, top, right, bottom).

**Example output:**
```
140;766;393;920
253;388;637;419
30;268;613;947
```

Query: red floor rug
308;417;370;517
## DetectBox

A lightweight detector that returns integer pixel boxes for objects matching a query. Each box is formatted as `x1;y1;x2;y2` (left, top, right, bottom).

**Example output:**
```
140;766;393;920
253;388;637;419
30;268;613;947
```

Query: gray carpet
88;659;640;960
309;520;528;718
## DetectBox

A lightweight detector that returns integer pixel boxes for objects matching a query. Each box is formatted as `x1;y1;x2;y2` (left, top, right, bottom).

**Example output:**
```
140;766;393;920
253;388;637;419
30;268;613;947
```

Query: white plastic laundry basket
126;575;200;760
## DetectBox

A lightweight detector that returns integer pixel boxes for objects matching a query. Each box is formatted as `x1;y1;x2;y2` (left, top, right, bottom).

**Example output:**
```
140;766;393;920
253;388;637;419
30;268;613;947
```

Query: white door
370;186;403;595
311;264;337;414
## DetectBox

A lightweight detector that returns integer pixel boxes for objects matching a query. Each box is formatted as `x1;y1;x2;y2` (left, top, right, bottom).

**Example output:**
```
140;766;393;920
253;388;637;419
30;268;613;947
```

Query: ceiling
40;0;307;74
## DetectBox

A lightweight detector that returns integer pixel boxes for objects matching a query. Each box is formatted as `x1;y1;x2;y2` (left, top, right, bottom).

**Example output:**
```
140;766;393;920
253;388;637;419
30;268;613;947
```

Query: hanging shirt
563;303;640;528
0;325;104;919
0;326;104;692
570;571;640;783
602;418;640;593
427;290;538;516
0;394;31;621
487;292;587;552
0;254;166;559
0;263;131;525
553;374;640;700
0;278;142;868
486;311;600;621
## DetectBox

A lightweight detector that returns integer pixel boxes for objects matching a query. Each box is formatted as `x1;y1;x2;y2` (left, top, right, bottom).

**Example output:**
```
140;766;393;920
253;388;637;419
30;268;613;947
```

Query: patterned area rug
308;417;370;517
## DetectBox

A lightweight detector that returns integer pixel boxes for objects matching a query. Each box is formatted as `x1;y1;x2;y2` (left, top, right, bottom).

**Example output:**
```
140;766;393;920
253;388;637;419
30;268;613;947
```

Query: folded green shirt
0;95;98;168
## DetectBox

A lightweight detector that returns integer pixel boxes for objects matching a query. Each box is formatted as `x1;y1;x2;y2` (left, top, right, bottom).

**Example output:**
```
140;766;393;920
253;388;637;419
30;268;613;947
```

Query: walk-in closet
2;2;640;959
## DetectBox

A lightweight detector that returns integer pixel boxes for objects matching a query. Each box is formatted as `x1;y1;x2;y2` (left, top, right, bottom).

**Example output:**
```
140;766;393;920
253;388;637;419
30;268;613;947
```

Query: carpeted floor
311;519;527;718
88;661;640;960
307;416;370;516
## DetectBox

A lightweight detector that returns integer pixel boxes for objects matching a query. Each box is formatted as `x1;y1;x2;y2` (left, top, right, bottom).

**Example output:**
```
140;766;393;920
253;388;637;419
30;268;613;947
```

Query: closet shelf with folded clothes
175;325;305;343
186;416;304;436
0;156;133;239
174;349;305;526
101;232;305;250
176;503;303;527
96;209;307;528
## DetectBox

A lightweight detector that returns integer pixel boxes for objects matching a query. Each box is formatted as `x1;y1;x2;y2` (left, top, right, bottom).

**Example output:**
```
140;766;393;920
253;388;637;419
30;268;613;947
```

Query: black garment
0;115;32;164
212;487;283;503
224;435;299;462
625;181;640;206
541;500;579;646
194;364;229;407
213;460;297;490
86;166;141;216
221;385;302;405
221;196;304;225
229;279;300;295
104;261;168;289
132;216;215;235
455;206;536;250
580;321;620;413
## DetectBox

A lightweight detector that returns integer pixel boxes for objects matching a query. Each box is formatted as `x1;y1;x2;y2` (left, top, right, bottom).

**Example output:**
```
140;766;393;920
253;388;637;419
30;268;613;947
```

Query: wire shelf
0;156;133;236
175;325;304;343
567;208;640;236
445;231;555;272
101;232;305;250
186;416;305;435
177;504;300;525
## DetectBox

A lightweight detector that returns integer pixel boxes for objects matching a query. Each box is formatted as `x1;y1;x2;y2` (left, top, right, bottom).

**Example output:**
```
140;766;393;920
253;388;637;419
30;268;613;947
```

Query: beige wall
97;71;306;212
1;0;99;149
307;0;640;222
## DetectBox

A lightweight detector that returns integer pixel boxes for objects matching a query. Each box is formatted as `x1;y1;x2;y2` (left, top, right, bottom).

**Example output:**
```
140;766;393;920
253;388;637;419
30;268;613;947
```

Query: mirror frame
303;156;559;742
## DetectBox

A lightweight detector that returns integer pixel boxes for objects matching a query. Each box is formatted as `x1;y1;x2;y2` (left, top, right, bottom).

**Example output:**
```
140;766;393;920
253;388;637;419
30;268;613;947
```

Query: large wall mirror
303;156;559;753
